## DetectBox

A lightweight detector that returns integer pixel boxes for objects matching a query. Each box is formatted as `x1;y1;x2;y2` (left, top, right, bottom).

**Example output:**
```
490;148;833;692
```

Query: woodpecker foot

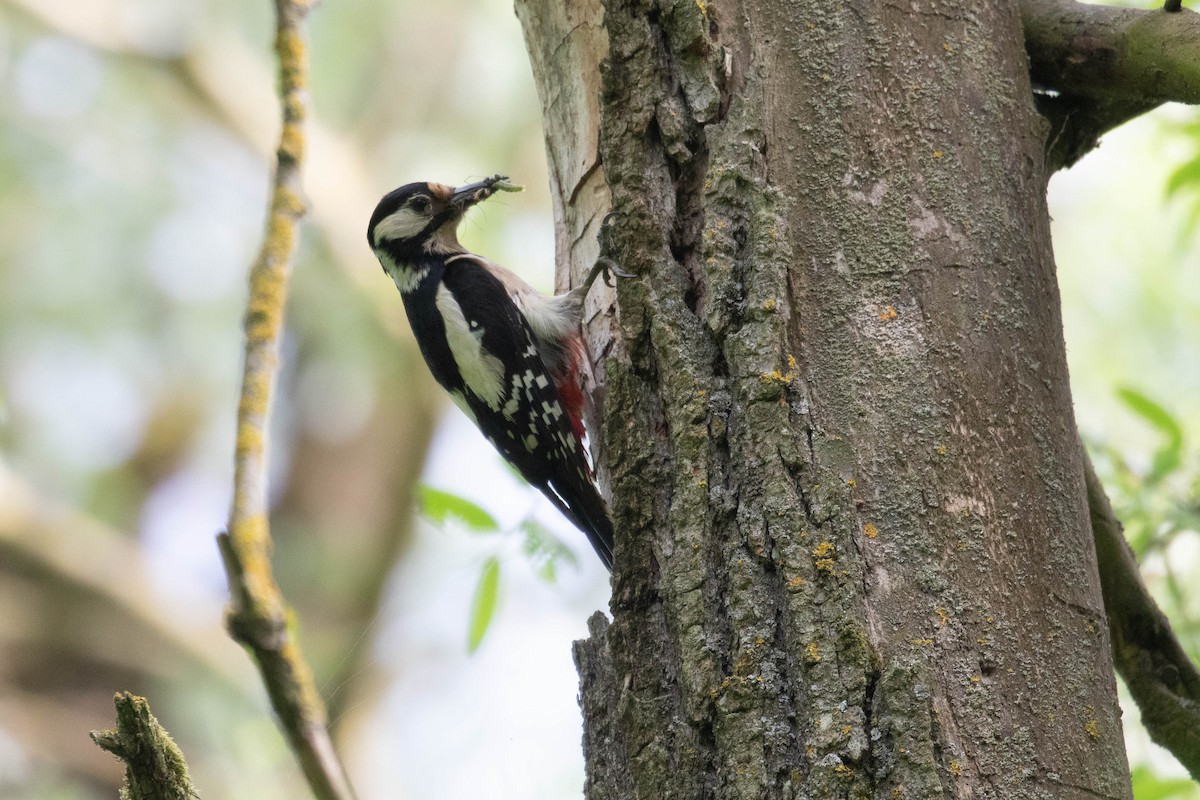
582;211;635;293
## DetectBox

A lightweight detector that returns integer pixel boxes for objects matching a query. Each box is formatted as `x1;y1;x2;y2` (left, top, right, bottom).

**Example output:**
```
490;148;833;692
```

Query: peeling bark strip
520;1;1133;798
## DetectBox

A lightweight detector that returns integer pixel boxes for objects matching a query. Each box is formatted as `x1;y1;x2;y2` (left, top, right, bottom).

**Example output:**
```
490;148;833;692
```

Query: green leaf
1116;388;1184;483
1166;157;1200;199
419;485;500;533
467;557;501;653
1117;388;1183;441
521;519;580;583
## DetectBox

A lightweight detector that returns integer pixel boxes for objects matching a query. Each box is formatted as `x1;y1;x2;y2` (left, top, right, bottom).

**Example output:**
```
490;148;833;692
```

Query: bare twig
1086;454;1200;779
219;1;356;799
91;693;198;800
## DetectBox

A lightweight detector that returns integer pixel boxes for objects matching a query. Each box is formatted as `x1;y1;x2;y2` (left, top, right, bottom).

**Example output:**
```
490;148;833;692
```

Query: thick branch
1022;0;1200;169
1087;455;1200;779
220;1;355;799
1023;0;1200;103
91;693;197;800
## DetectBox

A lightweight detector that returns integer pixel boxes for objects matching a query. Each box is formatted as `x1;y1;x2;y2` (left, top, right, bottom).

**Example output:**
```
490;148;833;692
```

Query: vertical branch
218;1;356;799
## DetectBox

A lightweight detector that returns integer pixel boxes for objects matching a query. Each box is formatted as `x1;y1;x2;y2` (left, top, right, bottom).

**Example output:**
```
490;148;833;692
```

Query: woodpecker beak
450;178;501;209
449;175;523;211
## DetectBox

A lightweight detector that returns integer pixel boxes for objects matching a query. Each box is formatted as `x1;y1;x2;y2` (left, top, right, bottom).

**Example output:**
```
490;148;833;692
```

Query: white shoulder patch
445;253;580;351
436;283;505;410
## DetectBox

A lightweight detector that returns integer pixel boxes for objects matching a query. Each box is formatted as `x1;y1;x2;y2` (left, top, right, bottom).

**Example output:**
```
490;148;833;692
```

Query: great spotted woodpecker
367;175;624;570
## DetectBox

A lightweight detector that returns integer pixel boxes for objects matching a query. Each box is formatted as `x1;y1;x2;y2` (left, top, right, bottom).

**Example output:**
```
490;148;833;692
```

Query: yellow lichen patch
969;675;981;684
847;478;857;488
878;305;897;321
912;638;934;646
935;607;950;625
805;642;821;663
863;523;879;539
976;638;990;645
1085;719;1100;739
812;541;835;572
788;575;807;590
936;443;948;456
762;298;777;312
762;354;800;387
933;150;944;158
760;369;789;387
892;788;905;799
229;513;270;551
278;124;305;163
948;760;961;777
834;764;853;775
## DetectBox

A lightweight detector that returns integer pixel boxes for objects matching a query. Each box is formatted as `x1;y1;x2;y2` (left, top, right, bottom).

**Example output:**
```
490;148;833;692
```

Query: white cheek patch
374;208;429;245
436;284;505;410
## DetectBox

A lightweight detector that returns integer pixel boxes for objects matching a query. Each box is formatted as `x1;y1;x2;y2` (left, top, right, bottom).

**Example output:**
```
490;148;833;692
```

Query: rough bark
518;1;1133;798
91;693;197;800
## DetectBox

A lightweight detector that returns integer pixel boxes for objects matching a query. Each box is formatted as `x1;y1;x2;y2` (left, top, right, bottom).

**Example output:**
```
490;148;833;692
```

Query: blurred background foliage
0;0;1195;798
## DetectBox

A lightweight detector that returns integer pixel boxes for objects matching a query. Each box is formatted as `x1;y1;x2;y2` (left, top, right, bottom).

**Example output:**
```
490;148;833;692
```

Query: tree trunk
516;1;1133;798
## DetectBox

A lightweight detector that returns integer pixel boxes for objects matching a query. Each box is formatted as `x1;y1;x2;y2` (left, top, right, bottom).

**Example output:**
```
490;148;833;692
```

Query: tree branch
91;693;198;800
1086;454;1200;779
219;1;355;799
1022;0;1200;169
1023;0;1200;103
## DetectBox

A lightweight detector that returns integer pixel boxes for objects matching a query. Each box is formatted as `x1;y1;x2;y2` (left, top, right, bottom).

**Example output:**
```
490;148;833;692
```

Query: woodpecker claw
600;257;636;285
580;211;635;294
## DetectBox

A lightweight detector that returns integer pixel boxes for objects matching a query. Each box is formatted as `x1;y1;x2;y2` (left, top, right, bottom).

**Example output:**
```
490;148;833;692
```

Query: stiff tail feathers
542;474;614;571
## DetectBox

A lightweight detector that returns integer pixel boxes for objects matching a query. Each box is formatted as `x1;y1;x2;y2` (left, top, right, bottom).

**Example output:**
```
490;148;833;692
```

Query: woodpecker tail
541;473;614;571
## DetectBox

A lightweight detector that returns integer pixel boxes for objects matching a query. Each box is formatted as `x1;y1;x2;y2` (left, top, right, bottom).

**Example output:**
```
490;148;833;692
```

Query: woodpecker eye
409;196;431;214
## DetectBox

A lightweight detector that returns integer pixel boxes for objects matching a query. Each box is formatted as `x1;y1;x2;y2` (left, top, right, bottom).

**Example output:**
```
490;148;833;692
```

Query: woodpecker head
367;176;519;258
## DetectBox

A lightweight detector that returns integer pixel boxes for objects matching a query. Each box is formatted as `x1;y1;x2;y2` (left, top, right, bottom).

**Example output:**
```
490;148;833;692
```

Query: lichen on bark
519;0;1135;797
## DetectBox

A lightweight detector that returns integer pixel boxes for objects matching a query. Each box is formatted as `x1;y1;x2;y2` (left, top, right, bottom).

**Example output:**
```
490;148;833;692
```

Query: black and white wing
436;258;614;568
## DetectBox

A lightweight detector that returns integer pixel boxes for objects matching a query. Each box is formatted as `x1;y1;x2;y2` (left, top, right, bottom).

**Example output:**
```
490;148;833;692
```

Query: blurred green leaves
1117;387;1186;488
467;556;501;653
419;485;500;533
418;482;584;652
521;518;579;583
1132;765;1199;800
1091;388;1200;559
